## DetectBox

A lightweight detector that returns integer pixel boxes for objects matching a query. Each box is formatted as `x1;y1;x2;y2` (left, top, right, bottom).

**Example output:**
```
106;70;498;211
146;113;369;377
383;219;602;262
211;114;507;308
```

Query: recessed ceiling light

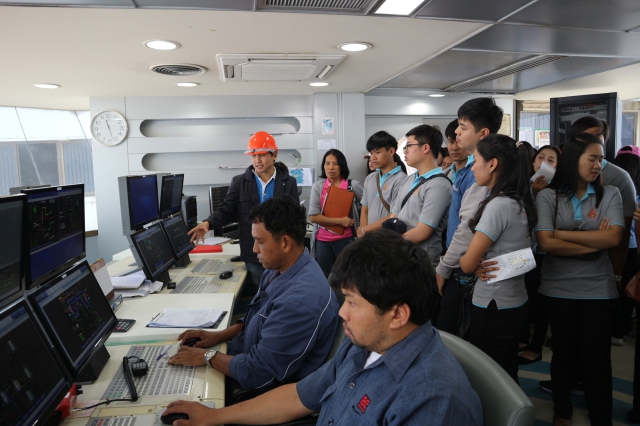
310;82;329;87
338;42;372;52
429;94;445;97
375;0;425;15
175;82;199;87
33;84;60;89
144;40;181;50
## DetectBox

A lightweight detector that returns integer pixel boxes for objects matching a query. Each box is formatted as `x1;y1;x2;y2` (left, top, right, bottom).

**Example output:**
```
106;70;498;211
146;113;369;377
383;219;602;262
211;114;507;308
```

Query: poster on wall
518;128;535;145
535;130;550;147
322;118;334;134
289;168;314;187
317;139;336;150
498;114;511;136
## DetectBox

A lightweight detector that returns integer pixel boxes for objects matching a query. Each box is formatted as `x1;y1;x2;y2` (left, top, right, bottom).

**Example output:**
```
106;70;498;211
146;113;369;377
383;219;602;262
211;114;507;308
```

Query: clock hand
105;120;114;137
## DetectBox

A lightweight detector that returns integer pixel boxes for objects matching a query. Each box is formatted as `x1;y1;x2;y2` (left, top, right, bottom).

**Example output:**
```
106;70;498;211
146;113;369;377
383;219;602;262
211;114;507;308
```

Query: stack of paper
111;270;146;289
112;271;163;298
147;308;226;328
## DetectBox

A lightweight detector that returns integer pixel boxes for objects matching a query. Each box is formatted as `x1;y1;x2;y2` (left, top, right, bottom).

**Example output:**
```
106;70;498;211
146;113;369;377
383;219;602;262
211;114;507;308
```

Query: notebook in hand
321;185;355;235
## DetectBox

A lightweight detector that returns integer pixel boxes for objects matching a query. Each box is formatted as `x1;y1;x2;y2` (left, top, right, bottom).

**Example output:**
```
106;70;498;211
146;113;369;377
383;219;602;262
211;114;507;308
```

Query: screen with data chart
131;223;175;281
0;301;72;426
160;214;194;259
23;184;85;289
0;195;26;309
28;261;117;376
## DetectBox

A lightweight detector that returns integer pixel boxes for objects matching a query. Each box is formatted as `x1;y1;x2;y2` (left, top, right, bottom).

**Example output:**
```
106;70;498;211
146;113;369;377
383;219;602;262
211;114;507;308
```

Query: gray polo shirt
473;196;531;309
391;168;452;266
535;185;624;300
602;160;637;217
361;166;406;224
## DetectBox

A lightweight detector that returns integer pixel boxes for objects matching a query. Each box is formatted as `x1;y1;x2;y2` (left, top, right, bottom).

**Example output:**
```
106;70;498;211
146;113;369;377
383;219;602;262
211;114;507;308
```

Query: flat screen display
127;175;160;230
159;174;184;217
130;223;175;281
160;214;194;259
0;195;26;309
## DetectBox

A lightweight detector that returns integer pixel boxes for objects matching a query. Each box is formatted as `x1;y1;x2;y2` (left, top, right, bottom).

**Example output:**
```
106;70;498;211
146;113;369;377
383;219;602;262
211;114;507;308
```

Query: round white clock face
91;110;129;147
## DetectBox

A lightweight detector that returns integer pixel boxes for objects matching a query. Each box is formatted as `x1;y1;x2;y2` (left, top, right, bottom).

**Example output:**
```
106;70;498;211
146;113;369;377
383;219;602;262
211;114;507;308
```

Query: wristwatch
204;349;218;367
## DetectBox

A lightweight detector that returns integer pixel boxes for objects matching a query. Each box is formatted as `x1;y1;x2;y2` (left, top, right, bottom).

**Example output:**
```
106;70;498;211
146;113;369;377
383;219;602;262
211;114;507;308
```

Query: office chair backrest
439;331;535;426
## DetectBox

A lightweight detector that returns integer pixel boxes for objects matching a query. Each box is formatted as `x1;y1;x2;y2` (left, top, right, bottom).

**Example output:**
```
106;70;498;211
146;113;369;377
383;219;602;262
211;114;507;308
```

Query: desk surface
108;293;234;345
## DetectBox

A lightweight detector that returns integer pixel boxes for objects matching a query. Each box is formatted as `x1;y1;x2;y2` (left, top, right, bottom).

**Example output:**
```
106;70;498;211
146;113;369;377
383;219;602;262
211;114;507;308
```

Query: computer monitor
22;184;85;289
0;194;27;310
160;213;194;262
129;222;175;283
27;261;117;383
159;173;184;217
0;300;73;426
122;174;160;232
8;184;50;195
209;185;229;215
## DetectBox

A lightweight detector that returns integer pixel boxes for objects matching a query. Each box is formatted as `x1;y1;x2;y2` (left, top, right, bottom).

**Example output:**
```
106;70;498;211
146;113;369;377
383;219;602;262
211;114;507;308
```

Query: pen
156;344;172;361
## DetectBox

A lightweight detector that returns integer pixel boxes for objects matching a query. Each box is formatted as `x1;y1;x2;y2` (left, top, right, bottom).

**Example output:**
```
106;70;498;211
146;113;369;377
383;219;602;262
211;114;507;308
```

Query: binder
190;244;223;253
321;185;355;235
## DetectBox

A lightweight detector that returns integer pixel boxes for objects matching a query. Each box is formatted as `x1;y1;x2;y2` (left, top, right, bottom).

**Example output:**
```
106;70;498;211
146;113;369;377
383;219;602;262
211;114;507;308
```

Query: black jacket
204;162;299;264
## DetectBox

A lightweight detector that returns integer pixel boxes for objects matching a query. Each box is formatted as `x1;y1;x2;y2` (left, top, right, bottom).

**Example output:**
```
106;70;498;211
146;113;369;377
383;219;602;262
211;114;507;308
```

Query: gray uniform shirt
361;167;406;224
602;160;637;217
473;197;531;309
391;170;452;267
436;183;490;278
535;185;624;299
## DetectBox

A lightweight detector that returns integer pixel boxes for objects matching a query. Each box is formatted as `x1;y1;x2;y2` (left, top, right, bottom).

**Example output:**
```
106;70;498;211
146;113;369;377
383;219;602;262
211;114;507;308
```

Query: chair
439;331;535;426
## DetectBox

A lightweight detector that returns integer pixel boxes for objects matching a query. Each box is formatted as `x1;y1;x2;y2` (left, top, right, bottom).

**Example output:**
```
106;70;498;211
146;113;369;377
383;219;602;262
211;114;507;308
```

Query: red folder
321;185;355;235
190;245;223;253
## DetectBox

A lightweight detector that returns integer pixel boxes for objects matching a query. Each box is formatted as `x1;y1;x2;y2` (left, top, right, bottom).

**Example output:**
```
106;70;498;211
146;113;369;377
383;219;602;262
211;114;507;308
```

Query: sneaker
612;337;624;346
539;380;585;396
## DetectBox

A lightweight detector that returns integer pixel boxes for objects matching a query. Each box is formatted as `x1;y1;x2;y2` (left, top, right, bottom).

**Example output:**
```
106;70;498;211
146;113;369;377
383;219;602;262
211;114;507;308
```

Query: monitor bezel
159;173;184;218
26;260;117;378
0;299;73;426
159;213;195;260
130;222;176;281
22;183;86;290
126;174;160;231
0;194;27;310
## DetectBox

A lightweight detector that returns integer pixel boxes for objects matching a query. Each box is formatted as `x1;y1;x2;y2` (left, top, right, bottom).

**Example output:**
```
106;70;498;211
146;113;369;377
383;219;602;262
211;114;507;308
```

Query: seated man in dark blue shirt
168;195;339;391
164;230;483;425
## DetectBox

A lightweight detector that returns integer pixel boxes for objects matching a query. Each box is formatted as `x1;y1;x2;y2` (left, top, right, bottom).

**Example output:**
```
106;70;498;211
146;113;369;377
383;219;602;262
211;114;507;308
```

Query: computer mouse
220;271;233;280
161;412;189;425
229;256;242;262
182;337;201;347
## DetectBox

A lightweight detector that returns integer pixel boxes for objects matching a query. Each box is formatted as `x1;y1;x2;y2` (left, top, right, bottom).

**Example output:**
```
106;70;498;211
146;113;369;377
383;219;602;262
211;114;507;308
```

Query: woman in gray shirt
535;133;624;426
459;135;537;382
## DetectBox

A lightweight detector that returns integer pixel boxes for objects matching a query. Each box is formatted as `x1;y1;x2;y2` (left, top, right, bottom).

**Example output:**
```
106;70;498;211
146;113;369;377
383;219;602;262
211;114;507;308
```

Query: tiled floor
519;334;636;425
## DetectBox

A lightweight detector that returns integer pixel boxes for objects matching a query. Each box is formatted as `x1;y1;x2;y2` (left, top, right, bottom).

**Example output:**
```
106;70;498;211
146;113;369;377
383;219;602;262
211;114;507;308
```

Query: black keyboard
114;318;136;332
224;229;240;239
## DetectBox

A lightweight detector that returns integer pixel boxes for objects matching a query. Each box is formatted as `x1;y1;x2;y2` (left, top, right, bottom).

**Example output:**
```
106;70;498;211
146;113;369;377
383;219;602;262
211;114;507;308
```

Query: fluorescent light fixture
175;82;199;87
310;82;329;87
33;84;60;89
338;42;372;52
144;40;181;50
375;0;425;15
429;94;445;97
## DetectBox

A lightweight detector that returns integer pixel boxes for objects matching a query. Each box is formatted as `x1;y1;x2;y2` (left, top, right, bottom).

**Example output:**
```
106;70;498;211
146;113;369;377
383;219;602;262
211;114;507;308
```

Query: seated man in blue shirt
164;230;483;425
168;195;340;393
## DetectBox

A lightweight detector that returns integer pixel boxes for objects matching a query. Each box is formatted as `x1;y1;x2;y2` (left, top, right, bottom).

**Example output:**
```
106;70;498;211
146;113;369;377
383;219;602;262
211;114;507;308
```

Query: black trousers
546;296;615;425
613;249;637;338
436;276;466;335
470;300;526;382
519;254;549;354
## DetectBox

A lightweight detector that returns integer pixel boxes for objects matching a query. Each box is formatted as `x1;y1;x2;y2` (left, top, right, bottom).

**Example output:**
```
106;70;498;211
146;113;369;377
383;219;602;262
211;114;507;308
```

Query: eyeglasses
403;143;423;151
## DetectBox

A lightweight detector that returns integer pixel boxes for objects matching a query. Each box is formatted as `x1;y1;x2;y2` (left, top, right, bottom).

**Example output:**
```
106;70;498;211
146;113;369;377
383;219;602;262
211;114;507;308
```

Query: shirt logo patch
382;184;388;191
357;395;371;414
587;208;598;221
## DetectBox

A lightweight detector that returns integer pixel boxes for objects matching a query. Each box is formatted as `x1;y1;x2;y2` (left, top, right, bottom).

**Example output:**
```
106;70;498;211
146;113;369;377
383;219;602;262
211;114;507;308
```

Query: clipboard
321;185;355;235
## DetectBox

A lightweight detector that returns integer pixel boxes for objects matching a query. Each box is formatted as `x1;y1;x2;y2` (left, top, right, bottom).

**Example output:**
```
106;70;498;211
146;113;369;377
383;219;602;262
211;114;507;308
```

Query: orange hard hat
245;131;278;155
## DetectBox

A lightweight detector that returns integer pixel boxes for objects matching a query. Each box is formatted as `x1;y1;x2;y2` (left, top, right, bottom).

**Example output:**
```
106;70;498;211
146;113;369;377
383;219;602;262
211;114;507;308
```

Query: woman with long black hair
535;133;624;426
459;134;537;382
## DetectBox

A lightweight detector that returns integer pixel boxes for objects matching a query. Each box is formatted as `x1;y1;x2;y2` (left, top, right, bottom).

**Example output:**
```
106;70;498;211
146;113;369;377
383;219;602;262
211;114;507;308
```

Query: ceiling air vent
150;64;207;76
443;55;566;92
217;54;345;83
262;0;367;10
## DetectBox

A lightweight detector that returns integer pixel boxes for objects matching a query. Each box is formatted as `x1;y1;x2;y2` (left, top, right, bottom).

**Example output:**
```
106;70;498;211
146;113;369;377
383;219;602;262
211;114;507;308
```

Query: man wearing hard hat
188;131;299;286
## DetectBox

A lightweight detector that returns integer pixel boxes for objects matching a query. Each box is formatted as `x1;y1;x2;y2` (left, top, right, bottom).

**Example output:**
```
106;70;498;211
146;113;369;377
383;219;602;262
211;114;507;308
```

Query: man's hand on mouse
177;330;220;348
168;346;207;367
163;400;218;426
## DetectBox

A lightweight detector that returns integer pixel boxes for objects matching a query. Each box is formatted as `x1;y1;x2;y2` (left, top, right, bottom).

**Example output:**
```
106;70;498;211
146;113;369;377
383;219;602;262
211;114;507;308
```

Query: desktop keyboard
172;276;224;294
191;259;235;275
223;229;240;239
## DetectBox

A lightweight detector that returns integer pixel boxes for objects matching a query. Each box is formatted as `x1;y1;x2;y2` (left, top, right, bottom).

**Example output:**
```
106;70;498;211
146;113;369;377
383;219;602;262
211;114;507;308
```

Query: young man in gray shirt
435;98;504;336
357;131;406;237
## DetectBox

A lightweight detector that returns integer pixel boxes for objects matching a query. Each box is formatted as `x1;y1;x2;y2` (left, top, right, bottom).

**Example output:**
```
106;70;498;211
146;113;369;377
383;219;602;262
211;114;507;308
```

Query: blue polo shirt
446;156;476;247
296;322;483;425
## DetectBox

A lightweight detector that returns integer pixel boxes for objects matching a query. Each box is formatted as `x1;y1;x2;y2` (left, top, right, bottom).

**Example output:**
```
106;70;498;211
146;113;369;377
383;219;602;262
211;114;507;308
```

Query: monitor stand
156;269;172;285
77;344;110;384
172;253;191;268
